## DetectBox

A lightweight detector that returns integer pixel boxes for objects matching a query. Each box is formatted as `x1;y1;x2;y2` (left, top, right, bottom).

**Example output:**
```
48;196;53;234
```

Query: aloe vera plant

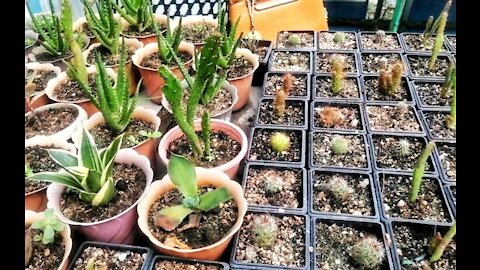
110;0;154;33
154;155;232;231
217;0;242;68
153;15;183;66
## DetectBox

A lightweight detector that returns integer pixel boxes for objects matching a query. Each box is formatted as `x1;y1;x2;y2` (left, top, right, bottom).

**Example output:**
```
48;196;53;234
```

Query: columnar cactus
331;56;345;94
331;136;349;155
252;215;278;247
378;61;403;96
429;11;448;70
421;0;452;45
352;236;386;269
273;89;286;118
441;62;455;98
445;69;456;130
429;222;456;262
410;141;435;202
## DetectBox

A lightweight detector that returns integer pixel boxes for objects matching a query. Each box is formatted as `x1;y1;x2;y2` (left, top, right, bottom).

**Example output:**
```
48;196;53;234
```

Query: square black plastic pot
255;97;308;130
358;31;403;53
68;241;153;270
317;30;359;52
309;130;372;172
311;215;395;270
409;79;451;110
403;53;454;81
359;52;406;76
249;40;274;86
148;255;229;270
308;168;380;220
314;50;361;76
364;103;426;136
399;32;450;55
432;141;456;184
310;100;366;133
242;162;307;214
361;76;415;105
276;30;317;51
444;34;456;53
374;172;454;226
268;50;313;74
418;109;456;143
246;126;306;167
444;184;456;218
230;209;310;270
262;71;311;100
312;75;363;102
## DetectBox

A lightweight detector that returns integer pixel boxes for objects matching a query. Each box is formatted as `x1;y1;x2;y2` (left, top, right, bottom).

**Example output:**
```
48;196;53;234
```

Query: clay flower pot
44;65;117;117
132;41;195;104
73;16;96;43
158;119;248;179
25;136;76;212
46;148;154;244
137;167;247;261
228;48;259;112
171;16;218;50
120;14;168;45
25;62;62;112
25;210;73;270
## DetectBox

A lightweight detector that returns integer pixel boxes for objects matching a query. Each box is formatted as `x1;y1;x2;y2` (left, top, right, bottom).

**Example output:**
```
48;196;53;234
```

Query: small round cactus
395;139;411;157
331;136;349;155
375;30;386;43
270;132;291;152
351;236;386;269
263;175;284;195
329;176;353;201
252;215;278;247
287;34;301;46
333;32;346;43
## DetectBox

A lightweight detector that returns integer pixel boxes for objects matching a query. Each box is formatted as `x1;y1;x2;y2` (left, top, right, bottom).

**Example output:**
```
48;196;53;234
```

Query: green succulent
31;209;65;245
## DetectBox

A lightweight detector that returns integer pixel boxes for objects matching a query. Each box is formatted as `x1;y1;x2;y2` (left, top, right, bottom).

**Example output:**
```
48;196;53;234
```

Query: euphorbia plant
110;0;154;33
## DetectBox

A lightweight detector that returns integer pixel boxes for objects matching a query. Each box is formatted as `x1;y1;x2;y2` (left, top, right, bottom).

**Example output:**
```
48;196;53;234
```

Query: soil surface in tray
85;45;137;66
361;32;401;50
361;52;402;74
71;246;146;270
25;145;62;193
248;129;302;163
372;135;434;172
59;163;146;222
227;55;254;79
122;22;167;37
25;228;65;270
257;99;305;126
366;104;421;133
318;32;357;50
276;31;314;49
450;186;456;199
172;88;233;118
315;77;360;100
312;171;374;217
235;213;306;267
315;52;357;74
26;69;57;96
264;73;308;97
406;55;450;78
393;223;456;270
364;77;412;102
313;103;362;131
413;81;451;107
90;118;156;149
270;51;310;72
53;73;98;102
380;174;450;222
422;111;456;140
169;130;241;168
155;260;221;270
245;166;303;209
446;36;456;51
148;186;238;249
140;51;192;69
25;107;78;139
437;143;456;181
312;133;368;169
182;23;219;44
315;221;389;269
402;33;448;52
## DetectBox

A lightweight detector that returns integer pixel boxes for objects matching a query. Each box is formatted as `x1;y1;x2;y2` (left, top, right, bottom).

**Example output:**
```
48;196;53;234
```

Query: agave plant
110;0;154;33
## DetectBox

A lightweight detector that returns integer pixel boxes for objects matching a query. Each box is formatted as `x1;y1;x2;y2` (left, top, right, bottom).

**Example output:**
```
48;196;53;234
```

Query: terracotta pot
120;14;168;45
158;119;248;179
82;38;144;96
44;65;117;117
171;16;218;50
71;106;161;170
161;80;238;122
46;148;153;244
137;167;247;260
25;210;73;270
132;41;195;104
25;136;76;212
25;62;62;113
25;103;88;143
228;48;259;112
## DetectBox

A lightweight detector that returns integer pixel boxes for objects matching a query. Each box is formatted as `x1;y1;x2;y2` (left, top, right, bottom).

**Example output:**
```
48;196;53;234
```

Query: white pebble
352;210;362;216
397;200;406;207
350;119;359;127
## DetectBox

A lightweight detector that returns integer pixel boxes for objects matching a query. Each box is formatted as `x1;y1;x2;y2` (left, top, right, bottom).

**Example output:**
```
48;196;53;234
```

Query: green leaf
50;221;64;232
101;133;124;167
79;129;102;171
91;178;116;206
167;155;198;199
154;204;195;231
139;130;148;137
31;220;46;230
44;209;55;220
42;226;55;245
85;170;102;192
47;149;78;168
150;131;162;138
197;187;232;212
27;172;84;191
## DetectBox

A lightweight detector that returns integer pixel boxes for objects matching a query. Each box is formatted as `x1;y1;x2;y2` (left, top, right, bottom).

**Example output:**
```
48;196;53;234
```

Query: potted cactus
311;101;365;133
269;50;312;73
276;30;316;50
317;31;358;51
264;72;311;100
411;62;455;109
313;59;362;102
315;51;359;76
359;30;403;52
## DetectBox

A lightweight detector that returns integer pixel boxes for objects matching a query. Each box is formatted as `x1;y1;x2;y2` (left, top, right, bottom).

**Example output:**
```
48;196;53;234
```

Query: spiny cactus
82;0;120;55
331;56;345;94
410;141;435;202
252;215;278;247
441;62;455;98
395;139;411;157
273;88;286;118
282;73;293;94
378;61;403;96
328;176;353;201
287;34;301;46
318;106;345;128
429;11;448;70
421;0;452;45
263;175;284;195
331;136;349;155
333;32;345;43
429;222;456;262
445;68;456;130
375;30;386;43
352;236;386;269
270;132;291;152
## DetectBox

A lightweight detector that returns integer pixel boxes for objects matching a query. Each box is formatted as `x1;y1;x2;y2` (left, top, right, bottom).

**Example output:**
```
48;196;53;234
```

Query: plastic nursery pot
311;216;395;270
312;75;363;102
132;41;195;104
403;53;454;81
44;65;117;117
431;141;456;184
268;50;313;74
317;30;359;52
444;184;456;217
275;30;317;51
308;130;371;172
358;31;403;53
25;103;88;143
137;167;247;261
242;162;307;214
25;62;62;113
171;15;218;49
158;119;248;179
360;76;415;105
71;106;161;170
148;255;230;270
162;80;238;122
418;109;456;143
229;48;260;112
68;241;153;270
359;52;406;76
262;71;311;100
399;32;451;55
25;136;76;212
119;14;168;45
249;39;273;86
46;148;154;244
255;97;308;129
230;209;310;270
308;168;380;220
314;50;360;76
25;210;73;270
310;100;366;133
25;29;39;55
409;79;451;110
82;38;144;96
445;34;456;53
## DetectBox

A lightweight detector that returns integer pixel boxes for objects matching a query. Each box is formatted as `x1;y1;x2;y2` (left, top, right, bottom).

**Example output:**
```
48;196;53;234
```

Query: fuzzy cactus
429;11;448;70
331;56;345;94
263;175;284;195
287;34;301;46
270;132;291;152
252;215;278;247
395;139;411;157
329;176;353;201
318;106;345;128
375;30;386;43
378;61;403;96
331;136;349;155
352;236;386;269
333;32;346;43
410;141;435;202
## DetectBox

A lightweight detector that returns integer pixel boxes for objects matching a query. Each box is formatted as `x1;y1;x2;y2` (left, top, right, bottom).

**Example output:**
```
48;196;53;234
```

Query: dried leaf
25;226;33;267
177;213;201;232
163;235;191;249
